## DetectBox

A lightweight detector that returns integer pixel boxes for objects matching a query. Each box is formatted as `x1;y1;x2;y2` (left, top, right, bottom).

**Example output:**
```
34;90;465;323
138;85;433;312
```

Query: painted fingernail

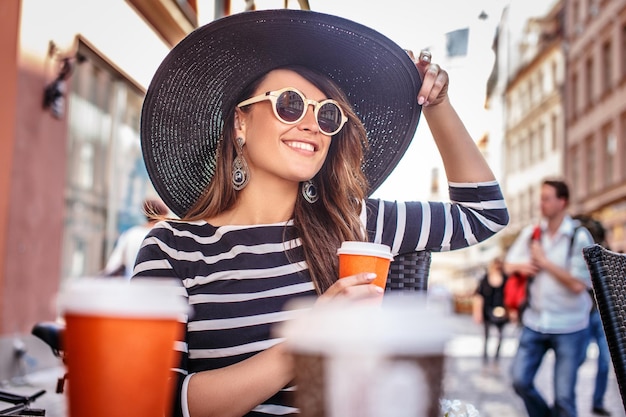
418;96;425;105
366;273;377;280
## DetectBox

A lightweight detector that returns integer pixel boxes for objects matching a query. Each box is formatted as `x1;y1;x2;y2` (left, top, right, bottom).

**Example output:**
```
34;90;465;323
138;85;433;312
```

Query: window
521;134;529;169
538;123;545;160
571;71;578;118
585;57;594;106
586;135;596;193
527;131;533;166
622;24;626;80
531;129;539;162
604;126;616;186
527;187;534;223
571;144;580;198
602;40;612;94
69;65;110;193
551;114;558;151
61;40;155;281
572;0;580;25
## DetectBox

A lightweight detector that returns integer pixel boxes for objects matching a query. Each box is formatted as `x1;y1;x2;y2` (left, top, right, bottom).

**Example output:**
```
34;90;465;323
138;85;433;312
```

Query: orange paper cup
58;278;188;417
337;241;393;289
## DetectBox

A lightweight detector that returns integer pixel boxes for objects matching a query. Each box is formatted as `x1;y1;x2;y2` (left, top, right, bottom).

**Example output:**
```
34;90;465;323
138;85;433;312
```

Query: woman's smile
283;140;317;153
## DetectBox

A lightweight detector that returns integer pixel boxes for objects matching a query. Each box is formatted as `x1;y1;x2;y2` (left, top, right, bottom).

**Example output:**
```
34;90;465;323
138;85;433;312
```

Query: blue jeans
511;326;590;417
587;310;610;409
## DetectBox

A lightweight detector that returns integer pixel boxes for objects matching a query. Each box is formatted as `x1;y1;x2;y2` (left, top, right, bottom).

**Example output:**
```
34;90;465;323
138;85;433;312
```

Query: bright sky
240;0;506;49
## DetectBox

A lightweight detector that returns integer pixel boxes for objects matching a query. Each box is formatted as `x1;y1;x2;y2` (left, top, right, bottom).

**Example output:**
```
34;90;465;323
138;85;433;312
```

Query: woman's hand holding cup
318;241;393;303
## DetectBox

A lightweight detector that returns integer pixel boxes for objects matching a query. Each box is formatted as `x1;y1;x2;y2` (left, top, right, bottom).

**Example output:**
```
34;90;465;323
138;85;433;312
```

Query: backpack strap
566;225;583;269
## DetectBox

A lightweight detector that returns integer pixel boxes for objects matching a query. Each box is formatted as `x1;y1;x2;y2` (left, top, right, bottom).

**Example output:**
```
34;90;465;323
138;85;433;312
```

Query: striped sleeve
364;180;509;254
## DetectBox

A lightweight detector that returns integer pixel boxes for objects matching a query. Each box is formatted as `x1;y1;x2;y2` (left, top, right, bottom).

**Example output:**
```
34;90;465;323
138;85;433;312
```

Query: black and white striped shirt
133;181;508;417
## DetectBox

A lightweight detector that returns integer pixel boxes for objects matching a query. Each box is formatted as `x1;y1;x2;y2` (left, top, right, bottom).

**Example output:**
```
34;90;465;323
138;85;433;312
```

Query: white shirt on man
505;215;594;334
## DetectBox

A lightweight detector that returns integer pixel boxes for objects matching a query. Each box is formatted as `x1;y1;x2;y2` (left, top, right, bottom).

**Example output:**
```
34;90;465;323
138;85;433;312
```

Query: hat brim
141;9;422;217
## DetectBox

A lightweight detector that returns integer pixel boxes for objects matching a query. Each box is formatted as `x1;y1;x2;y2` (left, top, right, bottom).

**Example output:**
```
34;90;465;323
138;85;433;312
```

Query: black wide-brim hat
141;9;422;217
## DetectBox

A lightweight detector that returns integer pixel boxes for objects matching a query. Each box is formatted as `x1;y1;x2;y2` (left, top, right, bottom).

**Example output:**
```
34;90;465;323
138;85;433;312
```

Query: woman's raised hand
406;49;449;107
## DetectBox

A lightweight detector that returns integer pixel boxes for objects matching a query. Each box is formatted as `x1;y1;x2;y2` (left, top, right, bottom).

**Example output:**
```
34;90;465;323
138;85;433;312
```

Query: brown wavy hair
184;65;369;293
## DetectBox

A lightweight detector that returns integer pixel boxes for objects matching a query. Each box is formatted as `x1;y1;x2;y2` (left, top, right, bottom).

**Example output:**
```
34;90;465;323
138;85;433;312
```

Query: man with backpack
504;179;594;417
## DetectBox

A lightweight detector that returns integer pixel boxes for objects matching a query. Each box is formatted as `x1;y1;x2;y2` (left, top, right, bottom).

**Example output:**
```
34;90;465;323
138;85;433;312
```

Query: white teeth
286;141;315;152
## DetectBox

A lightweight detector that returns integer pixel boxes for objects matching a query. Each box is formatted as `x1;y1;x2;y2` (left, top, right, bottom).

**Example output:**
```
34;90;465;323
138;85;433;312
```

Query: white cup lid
58;277;189;319
278;295;451;355
336;241;393;260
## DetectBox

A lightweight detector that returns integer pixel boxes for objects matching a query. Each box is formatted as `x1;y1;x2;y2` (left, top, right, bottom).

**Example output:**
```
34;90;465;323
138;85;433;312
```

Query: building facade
564;0;626;252
502;1;566;242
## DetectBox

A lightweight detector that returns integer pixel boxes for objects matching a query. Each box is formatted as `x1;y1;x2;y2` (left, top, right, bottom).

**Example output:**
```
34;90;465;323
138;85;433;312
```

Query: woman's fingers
318;272;383;302
414;50;449;107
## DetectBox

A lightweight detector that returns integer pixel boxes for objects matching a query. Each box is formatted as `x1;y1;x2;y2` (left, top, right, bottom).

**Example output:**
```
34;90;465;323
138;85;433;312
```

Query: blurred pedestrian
103;198;169;278
504;179;594;417
473;257;509;364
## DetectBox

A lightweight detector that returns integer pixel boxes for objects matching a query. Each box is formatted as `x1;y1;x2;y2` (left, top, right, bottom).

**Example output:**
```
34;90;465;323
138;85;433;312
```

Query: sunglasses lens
317;102;343;135
273;89;344;135
276;90;305;123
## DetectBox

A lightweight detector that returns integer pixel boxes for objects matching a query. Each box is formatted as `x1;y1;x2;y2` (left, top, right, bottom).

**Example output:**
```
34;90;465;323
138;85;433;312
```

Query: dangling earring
302;179;319;203
232;137;249;190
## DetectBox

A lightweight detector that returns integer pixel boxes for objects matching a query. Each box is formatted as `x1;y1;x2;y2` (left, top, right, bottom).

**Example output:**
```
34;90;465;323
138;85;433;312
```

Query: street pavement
1;312;624;416
444;313;625;417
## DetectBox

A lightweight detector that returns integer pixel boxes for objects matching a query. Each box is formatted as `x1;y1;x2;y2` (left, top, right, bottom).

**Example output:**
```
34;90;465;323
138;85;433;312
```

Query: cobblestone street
444;314;625;417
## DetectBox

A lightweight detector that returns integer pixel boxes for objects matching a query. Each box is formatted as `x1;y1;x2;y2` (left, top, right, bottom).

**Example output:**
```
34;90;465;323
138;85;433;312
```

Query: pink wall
0;0;21;334
1;3;68;334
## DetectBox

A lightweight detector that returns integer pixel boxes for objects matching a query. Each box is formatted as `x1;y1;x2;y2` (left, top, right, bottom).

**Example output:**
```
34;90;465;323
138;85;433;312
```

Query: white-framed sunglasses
237;87;348;136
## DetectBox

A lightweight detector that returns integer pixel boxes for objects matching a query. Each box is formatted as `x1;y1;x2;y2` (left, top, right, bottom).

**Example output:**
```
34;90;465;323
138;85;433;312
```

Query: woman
135;9;509;417
473;257;509;364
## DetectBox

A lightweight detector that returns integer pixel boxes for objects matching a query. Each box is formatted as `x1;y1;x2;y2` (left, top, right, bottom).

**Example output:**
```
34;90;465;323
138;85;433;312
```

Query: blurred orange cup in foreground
337;241;393;289
58;278;188;417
